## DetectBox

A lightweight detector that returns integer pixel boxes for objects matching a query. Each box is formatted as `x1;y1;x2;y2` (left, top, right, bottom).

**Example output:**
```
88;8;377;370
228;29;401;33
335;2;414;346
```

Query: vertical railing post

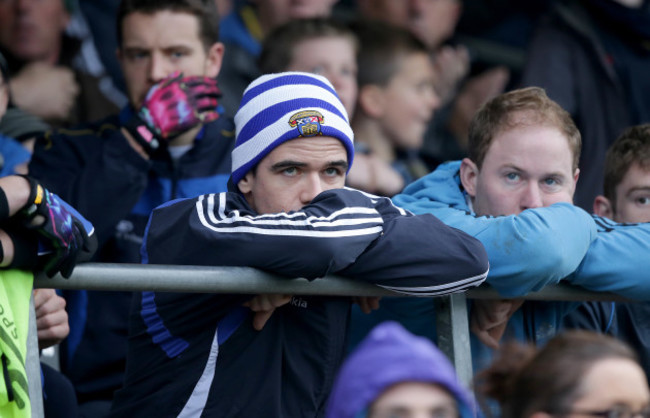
436;293;473;388
27;293;44;418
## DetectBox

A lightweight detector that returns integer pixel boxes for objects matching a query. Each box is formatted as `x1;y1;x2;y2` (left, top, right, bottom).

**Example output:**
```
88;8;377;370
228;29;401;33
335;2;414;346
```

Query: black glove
18;176;95;278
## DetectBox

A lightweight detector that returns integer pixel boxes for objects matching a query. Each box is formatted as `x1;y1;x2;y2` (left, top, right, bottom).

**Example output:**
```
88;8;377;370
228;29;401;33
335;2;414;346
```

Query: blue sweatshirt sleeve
395;190;597;297
142;188;489;296
570;216;650;300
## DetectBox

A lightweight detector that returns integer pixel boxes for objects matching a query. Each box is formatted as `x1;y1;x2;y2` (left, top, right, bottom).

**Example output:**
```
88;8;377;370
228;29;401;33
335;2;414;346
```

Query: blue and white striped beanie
231;72;354;185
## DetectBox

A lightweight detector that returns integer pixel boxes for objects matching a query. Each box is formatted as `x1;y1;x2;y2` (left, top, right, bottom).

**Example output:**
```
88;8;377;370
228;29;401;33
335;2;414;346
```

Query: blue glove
18;177;96;278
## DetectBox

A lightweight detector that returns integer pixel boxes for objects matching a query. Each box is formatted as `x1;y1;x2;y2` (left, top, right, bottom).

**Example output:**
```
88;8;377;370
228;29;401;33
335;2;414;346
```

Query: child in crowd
259;18;404;196
350;20;441;195
259;18;358;118
327;321;476;418
566;124;650;383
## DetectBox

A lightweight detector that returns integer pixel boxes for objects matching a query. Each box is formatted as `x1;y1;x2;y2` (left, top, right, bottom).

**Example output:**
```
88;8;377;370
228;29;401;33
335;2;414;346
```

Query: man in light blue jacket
350;86;650;373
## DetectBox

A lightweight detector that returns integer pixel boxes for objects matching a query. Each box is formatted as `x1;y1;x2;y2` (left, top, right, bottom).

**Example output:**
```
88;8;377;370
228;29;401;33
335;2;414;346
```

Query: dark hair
116;0;219;50
259;18;358;74
603;124;650;210
475;331;638;418
468;87;581;171
351;19;428;88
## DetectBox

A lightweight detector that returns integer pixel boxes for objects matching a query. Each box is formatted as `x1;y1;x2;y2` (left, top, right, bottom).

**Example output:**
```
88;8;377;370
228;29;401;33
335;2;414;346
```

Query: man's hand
124;72;221;156
447;66;510;149
17;177;95;278
34;288;69;349
353;297;381;314
433;44;470;106
9;63;79;121
346;154;404;197
243;294;292;331
140;72;220;139
470;299;523;349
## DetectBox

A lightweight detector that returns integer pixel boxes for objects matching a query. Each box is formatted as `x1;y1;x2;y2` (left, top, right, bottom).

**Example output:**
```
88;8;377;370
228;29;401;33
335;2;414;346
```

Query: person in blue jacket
566;124;650;382
109;72;489;417
26;0;235;414
351;86;650;375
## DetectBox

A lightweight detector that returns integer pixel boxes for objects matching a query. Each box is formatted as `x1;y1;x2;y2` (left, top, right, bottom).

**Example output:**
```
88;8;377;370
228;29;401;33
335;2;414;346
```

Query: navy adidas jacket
110;188;489;417
28;107;235;403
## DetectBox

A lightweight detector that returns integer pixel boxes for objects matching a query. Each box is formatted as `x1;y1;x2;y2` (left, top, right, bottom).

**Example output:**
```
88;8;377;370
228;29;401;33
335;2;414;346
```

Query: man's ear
205;42;225;78
237;172;253;195
459;157;479;198
593;195;614;219
357;84;386;119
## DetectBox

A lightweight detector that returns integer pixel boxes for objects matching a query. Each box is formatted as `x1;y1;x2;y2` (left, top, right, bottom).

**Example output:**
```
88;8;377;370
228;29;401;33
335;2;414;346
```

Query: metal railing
27;263;629;417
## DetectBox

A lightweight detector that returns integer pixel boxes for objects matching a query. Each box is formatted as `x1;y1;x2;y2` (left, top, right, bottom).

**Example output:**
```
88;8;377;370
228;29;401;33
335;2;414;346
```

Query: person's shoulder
204;115;236;141
30;113;123;161
47;113;122;140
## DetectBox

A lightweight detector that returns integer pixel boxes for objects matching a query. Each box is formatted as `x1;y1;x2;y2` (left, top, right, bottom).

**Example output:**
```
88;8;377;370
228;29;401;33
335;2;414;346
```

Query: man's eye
543;177;559;186
341;66;357;78
283;167;298;176
324;167;342;176
637;196;650;205
505;172;520;181
127;51;148;60
170;50;187;59
311;65;326;75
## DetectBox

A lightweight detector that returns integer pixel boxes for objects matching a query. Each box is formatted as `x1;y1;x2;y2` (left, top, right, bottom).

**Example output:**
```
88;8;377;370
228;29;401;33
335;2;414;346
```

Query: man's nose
300;173;324;205
148;53;169;83
521;183;544;210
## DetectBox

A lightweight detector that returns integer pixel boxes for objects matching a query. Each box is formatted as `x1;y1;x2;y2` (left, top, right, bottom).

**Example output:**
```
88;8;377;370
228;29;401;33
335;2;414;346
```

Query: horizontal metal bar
33;263;631;302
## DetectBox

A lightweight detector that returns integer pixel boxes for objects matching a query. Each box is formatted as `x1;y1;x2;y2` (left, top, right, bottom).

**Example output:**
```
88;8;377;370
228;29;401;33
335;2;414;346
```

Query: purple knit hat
326;321;476;418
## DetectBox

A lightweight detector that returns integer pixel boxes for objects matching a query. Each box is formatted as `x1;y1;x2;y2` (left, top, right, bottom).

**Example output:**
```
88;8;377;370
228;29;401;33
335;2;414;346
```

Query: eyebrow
271;160;307;171
271;160;349;171
626;186;650;194
328;160;350;171
502;164;567;178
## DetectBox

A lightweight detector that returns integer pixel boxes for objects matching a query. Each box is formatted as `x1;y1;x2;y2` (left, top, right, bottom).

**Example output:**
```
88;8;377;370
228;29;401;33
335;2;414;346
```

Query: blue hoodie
328;321;476;418
393;161;650;299
351;161;650;373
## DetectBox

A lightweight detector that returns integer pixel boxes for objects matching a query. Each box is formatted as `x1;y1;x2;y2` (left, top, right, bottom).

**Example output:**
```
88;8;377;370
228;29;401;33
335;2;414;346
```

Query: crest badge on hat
288;110;324;137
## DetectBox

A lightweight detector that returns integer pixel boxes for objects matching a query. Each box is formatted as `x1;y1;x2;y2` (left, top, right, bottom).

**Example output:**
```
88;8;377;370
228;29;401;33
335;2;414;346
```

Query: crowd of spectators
1;0;650;416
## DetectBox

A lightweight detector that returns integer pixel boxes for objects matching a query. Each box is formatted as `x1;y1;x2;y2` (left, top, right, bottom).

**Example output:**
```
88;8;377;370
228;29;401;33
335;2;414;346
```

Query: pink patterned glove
140;71;221;137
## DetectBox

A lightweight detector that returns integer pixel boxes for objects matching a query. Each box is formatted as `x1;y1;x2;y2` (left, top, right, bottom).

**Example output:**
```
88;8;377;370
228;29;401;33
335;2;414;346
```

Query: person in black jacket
110;71;490;417
26;1;233;415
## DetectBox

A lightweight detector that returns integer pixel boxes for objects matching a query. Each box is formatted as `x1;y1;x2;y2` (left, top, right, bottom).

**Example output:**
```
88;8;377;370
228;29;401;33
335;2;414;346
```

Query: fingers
471;328;501;350
34;289;69;348
197;111;219;124
59;257;76;279
353;297;381;314
471;300;508;330
471;299;523;349
251;310;274;331
42;250;66;278
160;71;184;88
243;294;292;312
37;318;70;349
193;96;219;110
243;294;292;331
